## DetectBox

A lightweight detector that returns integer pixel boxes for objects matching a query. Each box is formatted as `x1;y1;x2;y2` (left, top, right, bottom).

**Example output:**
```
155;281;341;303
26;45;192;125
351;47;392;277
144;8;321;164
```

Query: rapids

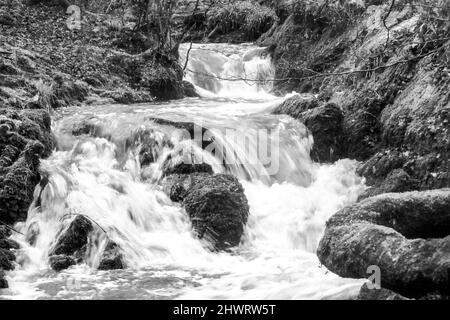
1;43;366;300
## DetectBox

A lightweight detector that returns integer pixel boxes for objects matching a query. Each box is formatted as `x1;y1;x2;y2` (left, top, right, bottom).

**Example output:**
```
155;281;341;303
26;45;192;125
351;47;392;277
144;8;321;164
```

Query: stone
98;241;125;270
0;238;20;250
0;109;54;224
182;174;249;250
317;189;450;298
0;248;15;270
49;254;76;271
357;169;419;201
50;216;93;257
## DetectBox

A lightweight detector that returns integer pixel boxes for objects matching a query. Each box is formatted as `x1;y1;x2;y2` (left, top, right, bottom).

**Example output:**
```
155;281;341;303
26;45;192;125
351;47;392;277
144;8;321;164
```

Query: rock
162;172;210;202
182;81;199;97
70;120;103;137
183;174;249;250
49;254;76;271
357;169;419;201
50;216;93;258
0;248;15;270
0;270;8;289
0;226;12;239
98;241;125;270
162;162;213;178
357;283;409;300
300;103;344;162
124;128;173;167
317;189;450;298
0;238;20;250
357;150;407;186
107;50;184;100
272;95;319;119
272;99;344;162
0;109;55;224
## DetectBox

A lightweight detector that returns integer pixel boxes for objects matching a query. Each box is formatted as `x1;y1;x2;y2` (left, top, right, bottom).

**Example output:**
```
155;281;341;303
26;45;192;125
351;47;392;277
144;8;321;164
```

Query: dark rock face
0;109;55;224
300;103;344;163
182;81;199;98
272;95;319;119
317;189;450;298
182;174;250;250
357;169;419;201
0;270;8;289
98;241;125;270
50;216;93;257
0;238;20;250
125;128;173;167
357;283;409;300
273;100;344;162
48;216;127;271
162;162;213;178
0;248;15;271
49;255;76;272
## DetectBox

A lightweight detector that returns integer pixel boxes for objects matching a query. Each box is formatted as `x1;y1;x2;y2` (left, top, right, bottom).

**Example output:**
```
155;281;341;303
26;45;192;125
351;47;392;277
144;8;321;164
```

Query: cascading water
1;43;366;300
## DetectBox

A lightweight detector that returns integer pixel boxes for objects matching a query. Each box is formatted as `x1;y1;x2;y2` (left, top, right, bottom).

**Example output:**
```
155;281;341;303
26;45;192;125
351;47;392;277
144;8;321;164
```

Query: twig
185;49;438;83
0;219;25;236
60;214;107;234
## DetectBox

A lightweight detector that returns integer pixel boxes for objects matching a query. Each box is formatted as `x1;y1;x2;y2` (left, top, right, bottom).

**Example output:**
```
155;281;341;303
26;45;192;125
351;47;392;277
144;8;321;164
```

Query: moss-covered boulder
0;108;55;224
318;189;450;298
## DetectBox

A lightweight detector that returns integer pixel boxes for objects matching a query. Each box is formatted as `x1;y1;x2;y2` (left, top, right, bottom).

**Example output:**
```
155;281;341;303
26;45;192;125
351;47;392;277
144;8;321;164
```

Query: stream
1;43;366;300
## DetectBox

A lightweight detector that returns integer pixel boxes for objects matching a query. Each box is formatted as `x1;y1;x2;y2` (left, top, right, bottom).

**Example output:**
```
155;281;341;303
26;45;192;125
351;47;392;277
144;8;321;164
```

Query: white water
1;44;366;300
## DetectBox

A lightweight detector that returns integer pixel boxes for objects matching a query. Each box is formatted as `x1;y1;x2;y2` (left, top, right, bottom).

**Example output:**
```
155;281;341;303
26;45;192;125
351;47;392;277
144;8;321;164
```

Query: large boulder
0;109;55;224
317;189;450;298
48;215;125;271
49;215;93;271
183;174;249;250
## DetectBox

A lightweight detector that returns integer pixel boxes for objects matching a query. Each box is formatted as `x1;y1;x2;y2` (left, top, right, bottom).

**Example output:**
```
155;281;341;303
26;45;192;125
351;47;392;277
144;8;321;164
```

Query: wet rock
301;103;344;162
149;117;212;148
317;189;450;298
183;174;249;250
98;241;125;270
162;172;210;202
49;254;76;271
357;169;419;201
0;238;20;250
162;162;213;178
357;283;409;300
70;120;103;137
357;150;407;186
50;216;93;258
125;128;173;167
0;248;15;270
0;226;12;239
107;50;184;100
272;95;319;119
99;88;154;104
0;270;8;289
182;81;199;97
272;99;344;162
0;109;55;224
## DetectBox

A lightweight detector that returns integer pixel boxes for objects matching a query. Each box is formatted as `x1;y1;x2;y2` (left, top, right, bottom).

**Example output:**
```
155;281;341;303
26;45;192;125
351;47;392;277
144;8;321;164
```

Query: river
2;43;366;300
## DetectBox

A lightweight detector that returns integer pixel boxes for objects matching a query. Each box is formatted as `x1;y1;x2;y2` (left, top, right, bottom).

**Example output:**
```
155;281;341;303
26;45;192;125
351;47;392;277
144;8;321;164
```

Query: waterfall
2;43;366;300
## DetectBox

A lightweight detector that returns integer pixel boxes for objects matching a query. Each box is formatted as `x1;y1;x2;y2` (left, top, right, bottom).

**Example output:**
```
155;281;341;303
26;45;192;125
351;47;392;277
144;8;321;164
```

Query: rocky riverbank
260;0;450;299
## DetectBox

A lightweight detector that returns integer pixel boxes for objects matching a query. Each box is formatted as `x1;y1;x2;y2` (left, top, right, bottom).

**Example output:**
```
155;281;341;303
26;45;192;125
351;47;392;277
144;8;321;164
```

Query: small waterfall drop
2;43;366;300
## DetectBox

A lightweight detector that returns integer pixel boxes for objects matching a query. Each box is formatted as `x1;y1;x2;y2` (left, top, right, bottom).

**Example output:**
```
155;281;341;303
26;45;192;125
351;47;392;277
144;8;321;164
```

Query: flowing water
1;43;366;300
